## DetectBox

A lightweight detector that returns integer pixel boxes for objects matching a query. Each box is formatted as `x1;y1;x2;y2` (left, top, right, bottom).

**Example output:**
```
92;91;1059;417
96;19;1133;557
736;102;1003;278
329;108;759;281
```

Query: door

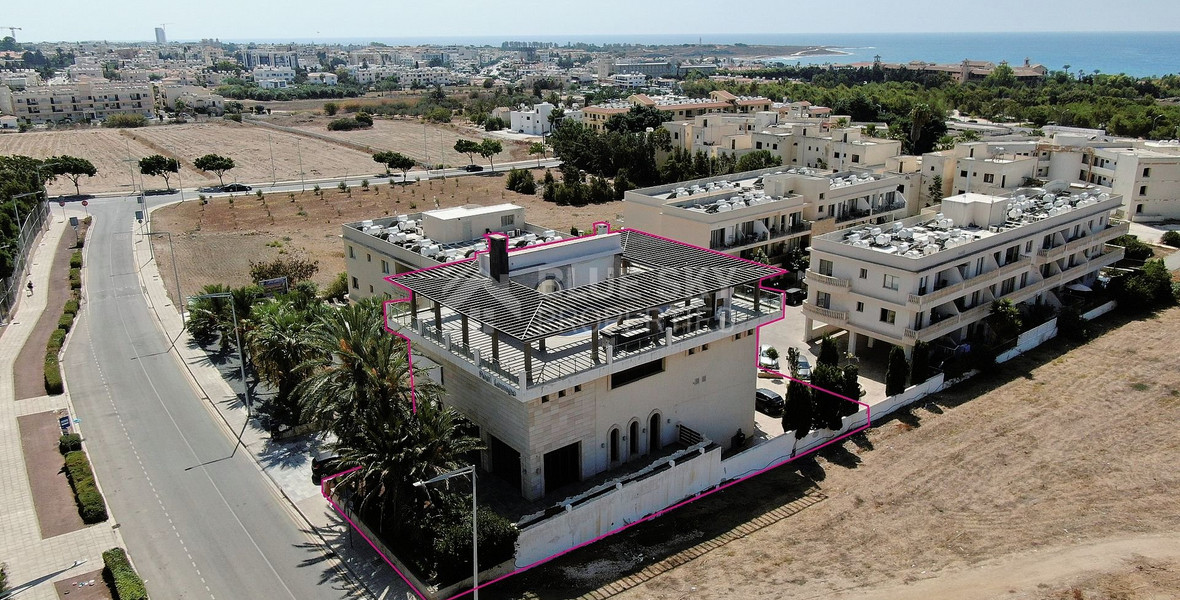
649;413;662;452
489;435;521;494
543;442;581;495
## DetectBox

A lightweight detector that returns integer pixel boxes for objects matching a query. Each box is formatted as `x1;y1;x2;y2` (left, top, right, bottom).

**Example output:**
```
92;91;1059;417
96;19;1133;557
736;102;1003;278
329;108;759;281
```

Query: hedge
64;450;107;523
69;267;82;290
64;298;80;315
59;433;82;454
44;356;64;395
58;311;75;332
102;548;148;600
70;251;83;269
48;329;66;353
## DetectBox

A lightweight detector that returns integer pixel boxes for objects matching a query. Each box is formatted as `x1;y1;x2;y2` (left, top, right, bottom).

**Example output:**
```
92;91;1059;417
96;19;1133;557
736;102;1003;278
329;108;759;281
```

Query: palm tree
246;301;322;429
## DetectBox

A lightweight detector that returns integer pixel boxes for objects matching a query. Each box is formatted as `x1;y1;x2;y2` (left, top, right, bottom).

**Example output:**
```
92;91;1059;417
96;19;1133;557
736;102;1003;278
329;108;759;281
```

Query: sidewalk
0;211;126;600
131;211;410;599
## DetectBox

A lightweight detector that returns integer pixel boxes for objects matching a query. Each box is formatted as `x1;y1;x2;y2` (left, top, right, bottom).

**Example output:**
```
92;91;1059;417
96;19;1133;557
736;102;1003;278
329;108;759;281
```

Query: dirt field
148;171;618;301
54;568;113;599
266;113;531;167
487;308;1180;600
0;128;158;196
18;411;86;538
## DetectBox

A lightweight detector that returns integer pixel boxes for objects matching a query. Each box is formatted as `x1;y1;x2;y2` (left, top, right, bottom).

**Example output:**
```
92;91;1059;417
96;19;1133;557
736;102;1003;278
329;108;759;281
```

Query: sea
226;32;1180;77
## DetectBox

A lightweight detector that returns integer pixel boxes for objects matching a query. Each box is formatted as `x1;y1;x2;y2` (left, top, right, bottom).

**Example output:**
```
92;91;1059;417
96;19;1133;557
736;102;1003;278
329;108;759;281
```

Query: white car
758;345;780;370
795;356;812;381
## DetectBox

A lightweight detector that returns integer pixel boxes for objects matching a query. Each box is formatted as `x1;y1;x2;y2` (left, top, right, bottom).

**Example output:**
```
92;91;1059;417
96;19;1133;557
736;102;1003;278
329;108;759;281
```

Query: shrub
1110;259;1176;312
249;255;320;284
323;101;339;116
1057;305;1090;341
910;340;931;384
102;548;147;600
64;450;108;523
324;272;348;302
64;298;80;315
59;433;82;454
58;311;75;332
327;117;365;131
1162;230;1180;248
103;114;148;128
885;345;909;396
429;503;519;583
48;329;66;353
226;113;242;122
505;168;536;195
355;112;373;126
45;356;64;395
256;189;263;198
70;251;83;269
361;179;369;189
1111;234;1154;262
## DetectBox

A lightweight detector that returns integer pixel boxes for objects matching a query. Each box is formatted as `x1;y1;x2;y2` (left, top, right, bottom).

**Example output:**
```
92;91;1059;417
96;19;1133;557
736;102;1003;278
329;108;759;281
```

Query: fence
1;198;50;322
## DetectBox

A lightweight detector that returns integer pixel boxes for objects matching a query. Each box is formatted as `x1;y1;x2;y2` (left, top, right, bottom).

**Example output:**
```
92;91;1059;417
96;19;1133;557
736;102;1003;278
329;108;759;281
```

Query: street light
146;231;183;322
189;291;250;417
414;465;478;599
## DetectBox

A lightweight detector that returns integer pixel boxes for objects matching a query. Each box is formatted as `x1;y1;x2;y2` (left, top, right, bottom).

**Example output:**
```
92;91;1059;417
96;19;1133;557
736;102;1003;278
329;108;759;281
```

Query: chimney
488;233;509;283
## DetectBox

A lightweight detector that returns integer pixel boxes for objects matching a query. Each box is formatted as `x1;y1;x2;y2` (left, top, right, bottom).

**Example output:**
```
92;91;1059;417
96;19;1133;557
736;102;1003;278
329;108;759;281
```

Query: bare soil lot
486;308;1180;599
0;129;158;196
149;172;618;302
266;113;531;167
18;411;85;538
54;568;113;600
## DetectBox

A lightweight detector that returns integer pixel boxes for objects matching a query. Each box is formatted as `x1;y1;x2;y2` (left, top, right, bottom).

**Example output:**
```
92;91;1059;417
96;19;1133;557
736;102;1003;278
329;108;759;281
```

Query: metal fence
0;199;50;323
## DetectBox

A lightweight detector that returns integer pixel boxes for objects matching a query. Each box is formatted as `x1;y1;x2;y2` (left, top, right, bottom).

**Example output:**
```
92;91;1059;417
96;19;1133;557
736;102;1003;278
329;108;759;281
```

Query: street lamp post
190;291;250;417
147;231;183;322
414;465;478;599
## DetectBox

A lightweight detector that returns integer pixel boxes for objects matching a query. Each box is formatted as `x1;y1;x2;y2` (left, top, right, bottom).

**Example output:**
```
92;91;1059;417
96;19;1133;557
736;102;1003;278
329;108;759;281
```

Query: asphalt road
63;195;363;600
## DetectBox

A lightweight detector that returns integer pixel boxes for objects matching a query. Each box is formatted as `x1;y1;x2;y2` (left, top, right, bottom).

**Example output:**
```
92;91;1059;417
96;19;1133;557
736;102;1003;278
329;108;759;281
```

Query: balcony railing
907;259;1028;305
805;270;850;289
1035;222;1129;261
802;303;848;323
709;222;811;251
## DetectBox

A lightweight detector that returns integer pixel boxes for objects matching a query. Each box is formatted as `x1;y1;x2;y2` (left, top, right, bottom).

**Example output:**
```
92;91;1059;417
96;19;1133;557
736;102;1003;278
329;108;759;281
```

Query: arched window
609;427;620;464
649;413;661;452
629;421;640;457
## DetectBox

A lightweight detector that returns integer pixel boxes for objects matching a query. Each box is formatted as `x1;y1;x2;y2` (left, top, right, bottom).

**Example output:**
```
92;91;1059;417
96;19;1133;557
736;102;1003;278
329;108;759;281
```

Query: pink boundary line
329;222;873;600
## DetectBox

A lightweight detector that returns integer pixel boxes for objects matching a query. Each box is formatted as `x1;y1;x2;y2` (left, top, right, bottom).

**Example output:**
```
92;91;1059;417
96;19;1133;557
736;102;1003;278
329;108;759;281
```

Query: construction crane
2;26;22;41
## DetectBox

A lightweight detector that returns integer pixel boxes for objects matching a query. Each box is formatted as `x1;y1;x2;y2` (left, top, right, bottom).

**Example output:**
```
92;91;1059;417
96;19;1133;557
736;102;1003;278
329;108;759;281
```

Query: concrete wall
516;443;723;567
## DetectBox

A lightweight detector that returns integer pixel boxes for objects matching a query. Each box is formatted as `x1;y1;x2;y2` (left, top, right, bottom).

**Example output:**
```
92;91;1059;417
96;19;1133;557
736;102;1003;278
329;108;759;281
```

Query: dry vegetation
489;309;1180;600
149;170;617;300
0;128;159;196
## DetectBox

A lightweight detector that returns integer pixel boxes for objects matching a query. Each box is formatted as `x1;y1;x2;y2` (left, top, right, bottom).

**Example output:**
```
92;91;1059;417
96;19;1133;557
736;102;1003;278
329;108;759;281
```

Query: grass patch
102;547;147;600
64;450;108;523
1131;382;1150;391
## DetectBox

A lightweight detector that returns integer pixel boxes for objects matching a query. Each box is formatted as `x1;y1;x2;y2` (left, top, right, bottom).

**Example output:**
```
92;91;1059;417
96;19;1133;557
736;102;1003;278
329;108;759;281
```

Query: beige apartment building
0;81;154;124
342;204;556;301
582;91;772;132
624;166;916;264
387;227;781;500
803;188;1127;356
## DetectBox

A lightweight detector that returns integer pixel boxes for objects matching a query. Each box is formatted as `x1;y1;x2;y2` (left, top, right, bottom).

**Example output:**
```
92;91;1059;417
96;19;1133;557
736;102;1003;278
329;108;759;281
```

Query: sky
7;0;1180;43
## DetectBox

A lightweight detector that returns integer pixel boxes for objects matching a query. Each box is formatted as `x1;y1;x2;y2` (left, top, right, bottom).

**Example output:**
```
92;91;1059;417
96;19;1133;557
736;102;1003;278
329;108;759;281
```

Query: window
880;308;896;324
816;291;831;309
501;214;515;226
1025;240;1033;253
1139;185;1148;196
351;276;359;289
574;385;582;393
882;274;899;290
558;389;566;398
756;141;763;149
1143;167;1150;177
818;259;833;276
381;260;390;274
859;268;868;279
960;170;968;178
856;301;864;312
983;173;995;184
851;154;860;163
366;253;371;262
368;285;374;293
772;143;778;150
347;245;355;259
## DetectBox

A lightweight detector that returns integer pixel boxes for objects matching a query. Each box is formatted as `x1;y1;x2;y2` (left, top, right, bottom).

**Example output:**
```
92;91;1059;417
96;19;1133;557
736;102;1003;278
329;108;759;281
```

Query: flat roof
392;229;781;341
424;203;521;220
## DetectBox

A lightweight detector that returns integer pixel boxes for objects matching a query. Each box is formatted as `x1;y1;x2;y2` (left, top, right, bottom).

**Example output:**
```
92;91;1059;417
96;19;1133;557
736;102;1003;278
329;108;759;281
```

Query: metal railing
1;198;50;323
805;270;850;289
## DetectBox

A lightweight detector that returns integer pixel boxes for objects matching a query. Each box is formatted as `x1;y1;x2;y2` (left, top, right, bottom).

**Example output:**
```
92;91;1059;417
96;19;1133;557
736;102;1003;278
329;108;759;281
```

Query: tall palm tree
246;301;322;429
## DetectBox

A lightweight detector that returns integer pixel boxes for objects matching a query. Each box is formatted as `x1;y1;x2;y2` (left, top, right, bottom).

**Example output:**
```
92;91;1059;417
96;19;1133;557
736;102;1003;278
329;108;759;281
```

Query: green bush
327;117;368;131
1162;230;1180;248
102;547;147;600
505;168;536;195
70;251;83;269
58;311;75;332
59;433;82;454
1111;234;1154;261
64;298;80;315
44;356;64;395
64;450;108;523
430;503;519;583
324;272;348;302
225;113;243;122
103;114;148;128
48;328;66;353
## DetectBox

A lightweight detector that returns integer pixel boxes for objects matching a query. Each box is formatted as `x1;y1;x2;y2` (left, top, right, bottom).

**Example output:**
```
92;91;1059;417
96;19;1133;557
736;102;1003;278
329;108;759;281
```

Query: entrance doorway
489;435;521;493
629;421;640;458
543;442;581;495
649;413;662;452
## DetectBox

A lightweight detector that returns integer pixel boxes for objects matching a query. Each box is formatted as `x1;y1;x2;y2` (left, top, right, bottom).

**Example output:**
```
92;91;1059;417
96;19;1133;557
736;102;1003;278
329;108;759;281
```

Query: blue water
224;31;1180;77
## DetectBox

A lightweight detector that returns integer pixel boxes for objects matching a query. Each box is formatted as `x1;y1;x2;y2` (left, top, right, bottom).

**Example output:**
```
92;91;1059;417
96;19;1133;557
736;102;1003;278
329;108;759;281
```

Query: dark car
310;451;342;485
464;164;484;172
755;388;785;416
221;183;252;192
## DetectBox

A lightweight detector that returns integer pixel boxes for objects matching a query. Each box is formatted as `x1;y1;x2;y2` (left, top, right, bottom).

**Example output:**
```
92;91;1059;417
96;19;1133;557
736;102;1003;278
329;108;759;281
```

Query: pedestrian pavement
0;211;127;600
131;211;412;599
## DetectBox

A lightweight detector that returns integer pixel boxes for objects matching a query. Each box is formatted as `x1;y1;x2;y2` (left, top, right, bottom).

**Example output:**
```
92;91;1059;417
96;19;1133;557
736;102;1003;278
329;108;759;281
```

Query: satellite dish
1045;180;1069;193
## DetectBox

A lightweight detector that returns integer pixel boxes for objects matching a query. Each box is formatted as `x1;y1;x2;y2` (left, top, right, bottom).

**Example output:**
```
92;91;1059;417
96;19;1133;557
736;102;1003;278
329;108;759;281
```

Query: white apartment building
405;67;457;87
387;226;782;500
158;85;225;113
243;50;299;69
345;65;401;85
951;154;1037;196
0;82;154;124
342;204;555;301
624;167;916;263
252;67;295;89
612;72;648;88
1034;137;1180;222
509;102;555;136
305;72;338;85
803;188;1128;356
752;124;903;173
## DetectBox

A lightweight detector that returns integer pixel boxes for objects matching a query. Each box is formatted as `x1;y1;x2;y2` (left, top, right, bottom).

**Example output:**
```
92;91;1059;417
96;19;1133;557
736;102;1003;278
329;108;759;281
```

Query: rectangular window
368;285;374;293
501;214;515;226
851;154;860;163
859;268;867;279
351;276;359;289
818;259;833;276
960;170;968;178
1143;167;1150;177
348;245;355;259
856;301;864;312
1139;185;1147;196
1025;240;1033;253
816;291;831;309
882;274;899;290
983;173;995;184
880;308;896;324
367;253;371;262
381;260;390;274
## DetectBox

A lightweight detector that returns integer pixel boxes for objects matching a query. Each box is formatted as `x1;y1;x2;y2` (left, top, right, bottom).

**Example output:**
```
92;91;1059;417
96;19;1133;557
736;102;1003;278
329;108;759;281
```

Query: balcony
709;222;811;252
907;259;1029;306
1035;222;1129;262
834;201;907;224
805;270;850;289
390;288;782;398
802;302;848;323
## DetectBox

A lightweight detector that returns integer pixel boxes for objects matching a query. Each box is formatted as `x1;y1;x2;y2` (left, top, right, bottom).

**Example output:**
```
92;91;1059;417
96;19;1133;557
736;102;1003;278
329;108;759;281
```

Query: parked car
784;288;806;306
795;355;812;381
310;451;342;485
758;345;780;370
755;388;785;416
221;183;252;192
464;164;484;172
